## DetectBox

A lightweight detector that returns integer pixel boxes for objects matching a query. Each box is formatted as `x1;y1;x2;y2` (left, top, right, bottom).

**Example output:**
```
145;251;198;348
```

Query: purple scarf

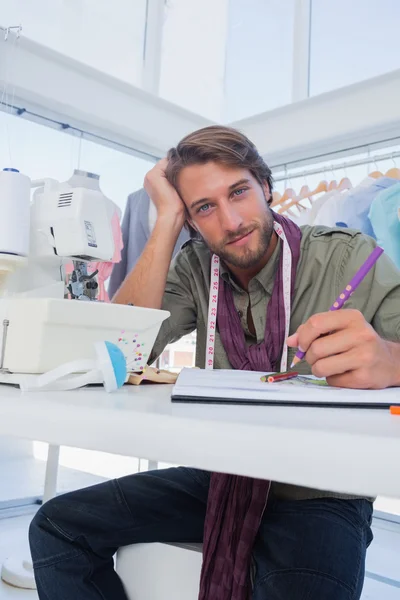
199;213;302;600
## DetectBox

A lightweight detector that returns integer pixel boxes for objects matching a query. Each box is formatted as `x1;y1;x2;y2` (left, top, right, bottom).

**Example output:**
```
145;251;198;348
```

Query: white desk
0;384;399;498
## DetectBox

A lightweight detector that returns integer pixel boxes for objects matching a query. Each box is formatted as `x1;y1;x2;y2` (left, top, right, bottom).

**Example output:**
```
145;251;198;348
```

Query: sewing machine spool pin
0;319;10;373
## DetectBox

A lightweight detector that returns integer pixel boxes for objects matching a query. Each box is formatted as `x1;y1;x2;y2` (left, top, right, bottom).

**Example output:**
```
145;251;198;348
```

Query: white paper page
172;368;400;405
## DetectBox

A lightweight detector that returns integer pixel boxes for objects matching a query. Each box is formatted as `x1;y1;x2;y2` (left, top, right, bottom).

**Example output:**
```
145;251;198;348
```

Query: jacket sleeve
336;232;400;342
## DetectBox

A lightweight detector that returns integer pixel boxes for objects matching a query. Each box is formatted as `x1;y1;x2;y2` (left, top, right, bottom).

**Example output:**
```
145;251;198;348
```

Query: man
29;126;400;600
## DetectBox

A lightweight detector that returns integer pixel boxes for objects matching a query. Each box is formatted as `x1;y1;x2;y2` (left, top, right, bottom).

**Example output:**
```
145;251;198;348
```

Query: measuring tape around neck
205;222;292;372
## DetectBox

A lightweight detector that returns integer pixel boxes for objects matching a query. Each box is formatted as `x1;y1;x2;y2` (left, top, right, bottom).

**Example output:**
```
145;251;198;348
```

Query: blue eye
233;188;246;197
198;203;210;213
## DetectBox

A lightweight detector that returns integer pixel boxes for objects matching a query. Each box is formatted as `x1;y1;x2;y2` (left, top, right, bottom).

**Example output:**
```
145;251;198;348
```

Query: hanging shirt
315;177;374;228
108;188;190;299
307;188;347;226
286;207;312;226
369;182;400;269
341;177;398;237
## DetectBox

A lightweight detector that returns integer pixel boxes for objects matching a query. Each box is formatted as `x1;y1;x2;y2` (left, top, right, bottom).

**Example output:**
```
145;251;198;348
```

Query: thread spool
0;168;31;274
0;168;31;257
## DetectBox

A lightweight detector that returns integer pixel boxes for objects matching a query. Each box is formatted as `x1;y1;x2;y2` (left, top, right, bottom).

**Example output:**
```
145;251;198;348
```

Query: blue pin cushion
96;341;127;393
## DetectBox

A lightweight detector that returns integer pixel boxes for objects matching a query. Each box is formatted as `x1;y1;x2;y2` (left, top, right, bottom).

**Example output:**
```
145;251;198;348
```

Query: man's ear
262;181;272;204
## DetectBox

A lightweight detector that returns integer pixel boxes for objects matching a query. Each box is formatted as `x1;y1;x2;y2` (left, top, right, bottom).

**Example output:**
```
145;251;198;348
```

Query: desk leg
1;444;60;590
139;459;159;472
43;444;60;504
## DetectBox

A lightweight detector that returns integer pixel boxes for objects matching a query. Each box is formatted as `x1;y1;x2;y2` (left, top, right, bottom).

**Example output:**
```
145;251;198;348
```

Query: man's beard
206;213;274;269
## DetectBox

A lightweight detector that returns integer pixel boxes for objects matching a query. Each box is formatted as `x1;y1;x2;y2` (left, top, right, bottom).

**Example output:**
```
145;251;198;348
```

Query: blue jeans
29;467;373;600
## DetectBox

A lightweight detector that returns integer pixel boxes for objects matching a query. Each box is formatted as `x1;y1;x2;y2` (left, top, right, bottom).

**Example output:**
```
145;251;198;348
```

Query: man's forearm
112;215;183;308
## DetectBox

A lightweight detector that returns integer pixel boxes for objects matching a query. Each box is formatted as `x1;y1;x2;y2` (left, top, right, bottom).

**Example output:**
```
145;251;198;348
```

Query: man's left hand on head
287;309;400;390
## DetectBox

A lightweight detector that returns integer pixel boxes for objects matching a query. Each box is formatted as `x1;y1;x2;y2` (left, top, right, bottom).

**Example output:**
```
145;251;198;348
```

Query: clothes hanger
279;186;297;205
270;166;291;208
337;177;352;191
385;157;400;179
326;166;339;191
273;175;308;214
272;183;299;208
279;204;298;218
278;193;308;214
282;178;312;212
292;176;330;207
306;179;329;197
368;157;383;179
270;185;296;208
328;179;338;191
297;182;316;206
270;191;282;207
298;184;310;198
284;173;316;205
385;167;400;179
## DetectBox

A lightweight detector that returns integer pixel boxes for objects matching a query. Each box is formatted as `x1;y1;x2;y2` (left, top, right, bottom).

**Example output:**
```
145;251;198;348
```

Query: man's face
178;161;274;269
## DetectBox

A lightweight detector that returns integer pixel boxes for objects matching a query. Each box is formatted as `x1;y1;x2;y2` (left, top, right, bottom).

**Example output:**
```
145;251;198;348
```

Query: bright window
310;0;400;96
159;0;229;121
224;0;295;122
0;0;147;85
159;0;296;122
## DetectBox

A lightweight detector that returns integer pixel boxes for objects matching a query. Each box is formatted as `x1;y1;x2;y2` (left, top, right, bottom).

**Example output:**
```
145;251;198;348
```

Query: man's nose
219;205;243;233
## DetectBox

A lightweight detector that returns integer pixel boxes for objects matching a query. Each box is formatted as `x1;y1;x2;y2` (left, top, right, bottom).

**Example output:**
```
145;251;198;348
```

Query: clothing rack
273;149;400;183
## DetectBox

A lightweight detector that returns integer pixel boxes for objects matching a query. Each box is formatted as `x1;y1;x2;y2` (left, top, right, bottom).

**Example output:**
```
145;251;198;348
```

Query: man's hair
165;125;273;238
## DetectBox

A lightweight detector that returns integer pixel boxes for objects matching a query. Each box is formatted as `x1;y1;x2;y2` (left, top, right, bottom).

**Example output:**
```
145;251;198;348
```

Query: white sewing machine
0;169;169;381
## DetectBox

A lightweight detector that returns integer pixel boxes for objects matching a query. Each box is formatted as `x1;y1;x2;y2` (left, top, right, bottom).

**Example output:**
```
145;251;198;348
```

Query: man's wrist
155;213;185;235
387;341;400;387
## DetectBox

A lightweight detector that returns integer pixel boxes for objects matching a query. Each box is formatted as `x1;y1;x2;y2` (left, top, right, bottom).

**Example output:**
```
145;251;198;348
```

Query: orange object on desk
390;406;400;415
267;371;299;383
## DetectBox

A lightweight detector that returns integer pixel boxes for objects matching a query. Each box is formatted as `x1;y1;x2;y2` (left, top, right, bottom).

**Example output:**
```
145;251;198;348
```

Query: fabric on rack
369;182;400;269
286;208;312;226
339;177;397;237
307;188;347;226
315;177;374;228
287;187;349;228
108;188;190;299
283;181;368;229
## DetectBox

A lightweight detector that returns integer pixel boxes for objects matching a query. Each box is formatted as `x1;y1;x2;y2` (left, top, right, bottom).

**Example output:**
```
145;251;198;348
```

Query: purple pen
291;246;384;367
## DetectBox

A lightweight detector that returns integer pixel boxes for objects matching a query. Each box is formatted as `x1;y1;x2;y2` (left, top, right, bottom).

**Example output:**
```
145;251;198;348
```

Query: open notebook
171;368;400;409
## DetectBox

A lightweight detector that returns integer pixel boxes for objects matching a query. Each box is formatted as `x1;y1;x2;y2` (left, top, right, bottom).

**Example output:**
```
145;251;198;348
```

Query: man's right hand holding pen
286;309;400;390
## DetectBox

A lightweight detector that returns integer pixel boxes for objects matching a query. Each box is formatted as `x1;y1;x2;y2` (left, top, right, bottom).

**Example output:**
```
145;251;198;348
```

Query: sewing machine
0;169;169;380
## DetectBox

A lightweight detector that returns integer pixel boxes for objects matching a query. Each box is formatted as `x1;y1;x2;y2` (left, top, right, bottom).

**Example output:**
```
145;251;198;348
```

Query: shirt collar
220;237;281;294
373;177;398;189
